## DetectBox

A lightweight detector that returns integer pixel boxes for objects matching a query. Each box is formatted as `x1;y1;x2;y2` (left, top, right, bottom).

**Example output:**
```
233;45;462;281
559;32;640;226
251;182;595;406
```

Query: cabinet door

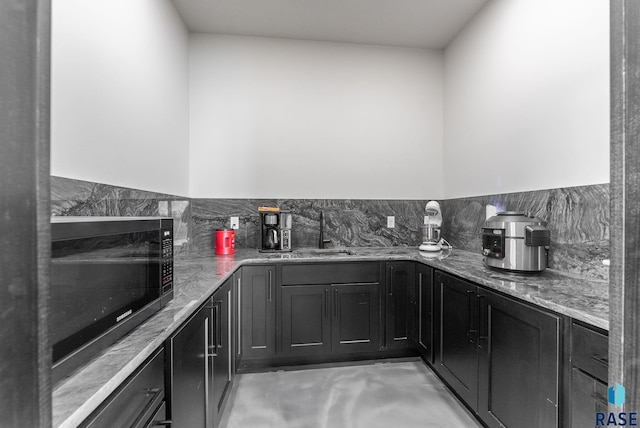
571;368;608;428
169;303;211;427
241;266;276;359
83;348;166;428
477;288;560;428
281;284;331;356
385;262;416;350
212;279;232;425
416;264;434;363
435;271;479;410
332;283;380;354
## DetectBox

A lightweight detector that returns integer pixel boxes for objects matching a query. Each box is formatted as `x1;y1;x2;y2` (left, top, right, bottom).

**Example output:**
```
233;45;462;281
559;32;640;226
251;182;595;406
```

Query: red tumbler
215;229;235;255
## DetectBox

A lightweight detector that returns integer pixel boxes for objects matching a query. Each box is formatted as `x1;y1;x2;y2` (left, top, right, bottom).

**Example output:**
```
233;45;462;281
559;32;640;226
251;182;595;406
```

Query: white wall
51;0;190;196
189;35;444;199
443;0;609;198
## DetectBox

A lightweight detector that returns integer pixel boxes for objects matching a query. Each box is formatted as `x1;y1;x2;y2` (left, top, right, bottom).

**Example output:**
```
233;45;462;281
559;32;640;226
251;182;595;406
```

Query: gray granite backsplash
191;198;428;252
50;176;609;280
441;184;610;280
50;176;192;251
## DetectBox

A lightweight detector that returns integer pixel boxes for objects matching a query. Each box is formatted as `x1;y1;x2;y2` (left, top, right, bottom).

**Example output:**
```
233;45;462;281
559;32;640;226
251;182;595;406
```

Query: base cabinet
81;260;596;428
435;270;479;408
168;304;209;427
568;322;609;428
331;283;380;353
281;284;332;356
82;348;167;428
168;278;234;428
240;265;277;360
434;271;561;428
416;264;434;363
211;279;233;426
477;286;560;428
571;368;608;427
384;262;416;350
280;263;381;357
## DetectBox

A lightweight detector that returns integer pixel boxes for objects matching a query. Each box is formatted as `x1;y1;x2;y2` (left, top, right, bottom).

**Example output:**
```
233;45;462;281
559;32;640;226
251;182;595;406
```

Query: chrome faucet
318;211;332;249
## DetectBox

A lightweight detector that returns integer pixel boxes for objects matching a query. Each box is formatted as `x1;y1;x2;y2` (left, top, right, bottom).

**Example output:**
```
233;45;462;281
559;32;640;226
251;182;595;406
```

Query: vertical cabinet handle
237;278;241;356
218;303;223;349
389;266;394;296
466;290;477;342
334;289;338;317
228;289;232;382
418;273;422;341
477;295;488;348
325;289;329;318
211;304;219;356
268;270;273;302
204;317;211;427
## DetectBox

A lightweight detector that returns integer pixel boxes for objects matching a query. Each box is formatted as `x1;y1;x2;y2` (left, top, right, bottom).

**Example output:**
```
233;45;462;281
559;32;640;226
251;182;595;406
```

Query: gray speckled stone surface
52;246;608;427
50;176;192;252
51;177;610;280
441;184;610;280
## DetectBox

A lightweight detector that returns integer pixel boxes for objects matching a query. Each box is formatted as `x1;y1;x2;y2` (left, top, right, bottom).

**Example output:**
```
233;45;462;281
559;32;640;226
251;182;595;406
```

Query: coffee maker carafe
258;207;292;252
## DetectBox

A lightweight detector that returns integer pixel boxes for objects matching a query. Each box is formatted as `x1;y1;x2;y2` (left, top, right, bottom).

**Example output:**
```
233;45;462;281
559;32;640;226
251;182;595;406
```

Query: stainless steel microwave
50;216;173;383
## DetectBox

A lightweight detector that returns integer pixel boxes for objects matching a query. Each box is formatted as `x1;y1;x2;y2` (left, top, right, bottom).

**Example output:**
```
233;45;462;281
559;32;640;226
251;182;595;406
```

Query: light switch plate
387;216;395;228
230;216;239;230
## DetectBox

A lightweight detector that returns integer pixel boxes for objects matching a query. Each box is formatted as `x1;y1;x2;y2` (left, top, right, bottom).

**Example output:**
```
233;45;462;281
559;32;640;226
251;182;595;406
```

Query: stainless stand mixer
419;201;447;252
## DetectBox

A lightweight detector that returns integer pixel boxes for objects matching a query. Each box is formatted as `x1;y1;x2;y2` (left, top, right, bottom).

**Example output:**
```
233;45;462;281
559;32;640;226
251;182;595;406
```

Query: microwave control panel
161;228;173;294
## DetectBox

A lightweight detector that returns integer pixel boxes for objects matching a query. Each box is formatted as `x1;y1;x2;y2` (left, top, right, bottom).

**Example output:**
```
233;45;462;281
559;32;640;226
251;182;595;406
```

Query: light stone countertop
52;246;608;427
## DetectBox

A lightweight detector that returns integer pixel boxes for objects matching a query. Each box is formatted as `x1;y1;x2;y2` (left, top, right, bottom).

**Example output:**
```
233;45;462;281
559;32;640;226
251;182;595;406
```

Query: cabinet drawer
571;322;608;382
281;262;379;285
83;348;166;428
571;368;608;428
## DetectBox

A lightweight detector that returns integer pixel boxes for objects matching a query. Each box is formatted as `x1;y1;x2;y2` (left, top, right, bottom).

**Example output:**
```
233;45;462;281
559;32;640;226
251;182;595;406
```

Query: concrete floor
219;359;483;428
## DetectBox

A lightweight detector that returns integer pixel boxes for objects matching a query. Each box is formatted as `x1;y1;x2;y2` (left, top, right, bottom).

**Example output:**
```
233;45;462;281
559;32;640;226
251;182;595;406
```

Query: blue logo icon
609;383;626;407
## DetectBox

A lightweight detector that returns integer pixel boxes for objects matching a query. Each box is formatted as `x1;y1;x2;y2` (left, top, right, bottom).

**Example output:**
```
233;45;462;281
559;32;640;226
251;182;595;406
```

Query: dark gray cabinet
169;278;234;428
569;322;609;428
82;348;167;428
434;271;561;428
416;264;434;363
331;282;380;353
477;286;560;428
240;265;277;359
211;279;233;426
280;263;381;356
384;262;416;350
233;273;242;372
169;304;210;427
435;270;479;408
571;369;608;428
281;284;332;356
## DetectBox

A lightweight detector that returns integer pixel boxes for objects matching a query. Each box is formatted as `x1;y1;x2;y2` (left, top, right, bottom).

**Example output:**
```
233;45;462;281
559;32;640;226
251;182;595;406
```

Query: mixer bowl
420;224;441;244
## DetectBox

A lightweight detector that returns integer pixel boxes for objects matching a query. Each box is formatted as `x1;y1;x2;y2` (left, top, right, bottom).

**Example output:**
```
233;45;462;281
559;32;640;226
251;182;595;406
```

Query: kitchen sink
296;249;356;257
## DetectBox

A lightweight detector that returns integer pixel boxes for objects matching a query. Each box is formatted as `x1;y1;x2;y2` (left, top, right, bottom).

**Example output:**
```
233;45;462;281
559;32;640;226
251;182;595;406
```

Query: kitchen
1;0;638;427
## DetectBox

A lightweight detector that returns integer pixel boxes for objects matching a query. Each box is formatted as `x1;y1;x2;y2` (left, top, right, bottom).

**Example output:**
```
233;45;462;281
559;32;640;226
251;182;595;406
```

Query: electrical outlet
230;216;239;230
387;216;395;228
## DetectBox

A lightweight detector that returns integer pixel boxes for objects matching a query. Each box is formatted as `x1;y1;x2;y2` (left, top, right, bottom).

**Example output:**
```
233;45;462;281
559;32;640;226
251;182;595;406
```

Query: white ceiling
170;0;488;49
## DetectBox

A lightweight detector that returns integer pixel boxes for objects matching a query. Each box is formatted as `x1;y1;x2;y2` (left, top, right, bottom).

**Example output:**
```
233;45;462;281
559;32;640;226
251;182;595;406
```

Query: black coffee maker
258;207;292;252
